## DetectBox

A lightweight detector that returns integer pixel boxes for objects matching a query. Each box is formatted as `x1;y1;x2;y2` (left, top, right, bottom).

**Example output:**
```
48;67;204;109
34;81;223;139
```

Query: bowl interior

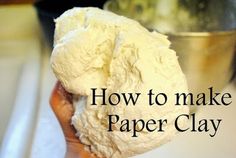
105;0;236;34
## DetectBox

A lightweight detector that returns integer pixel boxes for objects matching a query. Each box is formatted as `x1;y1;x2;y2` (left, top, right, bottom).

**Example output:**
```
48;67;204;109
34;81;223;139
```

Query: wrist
66;142;82;158
66;142;95;158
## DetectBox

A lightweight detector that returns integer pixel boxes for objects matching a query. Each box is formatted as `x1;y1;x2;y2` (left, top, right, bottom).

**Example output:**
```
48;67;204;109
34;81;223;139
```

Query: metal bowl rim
166;29;236;37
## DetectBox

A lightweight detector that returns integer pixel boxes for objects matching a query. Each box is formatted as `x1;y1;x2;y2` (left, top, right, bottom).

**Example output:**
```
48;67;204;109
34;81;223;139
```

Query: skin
50;82;96;158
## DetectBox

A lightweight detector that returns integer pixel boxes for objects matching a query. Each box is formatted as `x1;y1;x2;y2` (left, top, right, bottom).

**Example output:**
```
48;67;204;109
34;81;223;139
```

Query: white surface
0;40;41;158
0;40;27;143
0;5;41;158
30;46;65;158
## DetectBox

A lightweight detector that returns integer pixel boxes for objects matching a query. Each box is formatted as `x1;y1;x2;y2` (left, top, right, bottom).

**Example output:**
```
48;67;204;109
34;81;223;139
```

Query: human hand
50;81;96;158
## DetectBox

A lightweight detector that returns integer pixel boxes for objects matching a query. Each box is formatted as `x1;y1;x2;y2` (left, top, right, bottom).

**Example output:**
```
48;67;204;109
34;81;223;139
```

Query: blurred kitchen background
0;0;235;158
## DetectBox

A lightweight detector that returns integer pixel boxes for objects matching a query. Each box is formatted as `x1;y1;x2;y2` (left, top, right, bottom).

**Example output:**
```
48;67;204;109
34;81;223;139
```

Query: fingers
50;82;79;142
50;82;97;158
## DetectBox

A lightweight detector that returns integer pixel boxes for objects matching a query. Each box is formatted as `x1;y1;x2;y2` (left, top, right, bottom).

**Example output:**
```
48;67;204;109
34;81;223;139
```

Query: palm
50;82;96;158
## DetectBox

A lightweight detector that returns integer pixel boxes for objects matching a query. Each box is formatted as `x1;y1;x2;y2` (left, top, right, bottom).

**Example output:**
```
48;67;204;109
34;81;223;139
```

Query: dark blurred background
34;0;108;46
